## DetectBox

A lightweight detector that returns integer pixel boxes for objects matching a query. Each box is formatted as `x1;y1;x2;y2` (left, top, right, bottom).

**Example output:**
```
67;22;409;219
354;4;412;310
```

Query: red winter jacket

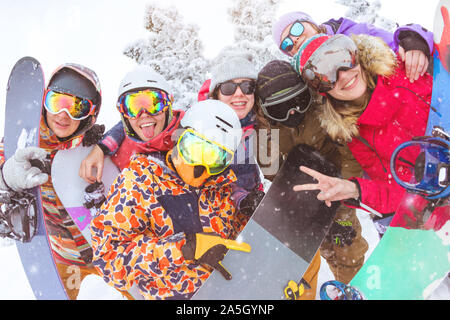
349;59;432;214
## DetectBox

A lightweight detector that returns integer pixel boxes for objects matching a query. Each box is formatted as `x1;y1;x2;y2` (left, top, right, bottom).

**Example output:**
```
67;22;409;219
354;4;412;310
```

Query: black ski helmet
45;63;102;138
256;60;312;127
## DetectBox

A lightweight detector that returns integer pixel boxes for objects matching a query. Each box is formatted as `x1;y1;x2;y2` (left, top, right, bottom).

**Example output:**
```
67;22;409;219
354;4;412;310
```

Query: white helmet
118;65;172;96
180;100;242;152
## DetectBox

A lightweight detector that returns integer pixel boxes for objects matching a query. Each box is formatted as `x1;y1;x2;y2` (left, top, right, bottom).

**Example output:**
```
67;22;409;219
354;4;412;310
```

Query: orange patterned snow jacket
91;152;248;300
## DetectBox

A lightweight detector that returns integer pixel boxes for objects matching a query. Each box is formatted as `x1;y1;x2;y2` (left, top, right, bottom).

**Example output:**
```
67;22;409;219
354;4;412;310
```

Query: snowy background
0;0;439;299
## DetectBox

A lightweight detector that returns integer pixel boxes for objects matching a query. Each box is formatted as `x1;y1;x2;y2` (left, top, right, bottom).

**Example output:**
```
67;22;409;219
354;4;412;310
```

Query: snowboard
52;145;119;245
193;144;339;299
3;57;68;299
321;0;450;300
52;145;145;300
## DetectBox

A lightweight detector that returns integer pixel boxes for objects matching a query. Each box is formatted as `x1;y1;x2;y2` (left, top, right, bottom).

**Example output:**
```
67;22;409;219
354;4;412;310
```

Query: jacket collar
125;109;184;154
39;118;84;151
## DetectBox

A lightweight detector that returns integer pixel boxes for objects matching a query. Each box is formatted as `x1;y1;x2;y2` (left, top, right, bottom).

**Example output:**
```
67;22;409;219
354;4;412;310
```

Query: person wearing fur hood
290;33;447;229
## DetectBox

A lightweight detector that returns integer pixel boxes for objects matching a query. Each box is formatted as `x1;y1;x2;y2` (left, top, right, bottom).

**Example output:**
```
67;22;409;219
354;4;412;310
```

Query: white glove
1;147;49;192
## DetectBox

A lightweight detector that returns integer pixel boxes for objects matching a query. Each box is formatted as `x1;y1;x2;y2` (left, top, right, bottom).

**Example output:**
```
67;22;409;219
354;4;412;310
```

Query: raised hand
292;166;359;207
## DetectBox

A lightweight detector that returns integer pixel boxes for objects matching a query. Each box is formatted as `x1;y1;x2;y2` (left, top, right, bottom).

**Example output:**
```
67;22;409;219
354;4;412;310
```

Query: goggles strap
261;83;309;107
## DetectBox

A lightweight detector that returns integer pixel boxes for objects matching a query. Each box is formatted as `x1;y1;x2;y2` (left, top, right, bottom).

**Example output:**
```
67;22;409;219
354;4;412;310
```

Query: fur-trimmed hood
352;34;397;79
318;34;398;142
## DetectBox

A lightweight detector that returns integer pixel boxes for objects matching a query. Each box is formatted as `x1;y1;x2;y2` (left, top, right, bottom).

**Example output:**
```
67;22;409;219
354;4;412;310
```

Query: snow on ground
0;209;379;300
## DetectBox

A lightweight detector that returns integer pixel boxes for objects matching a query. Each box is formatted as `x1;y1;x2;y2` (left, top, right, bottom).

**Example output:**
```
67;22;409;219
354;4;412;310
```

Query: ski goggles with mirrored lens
280;21;305;53
219;80;256;96
44;89;96;120
117;89;172;119
260;83;312;121
300;35;359;93
177;128;234;175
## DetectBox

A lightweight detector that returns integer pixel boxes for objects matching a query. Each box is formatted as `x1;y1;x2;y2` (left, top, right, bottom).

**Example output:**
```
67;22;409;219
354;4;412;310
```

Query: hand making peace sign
292;166;360;207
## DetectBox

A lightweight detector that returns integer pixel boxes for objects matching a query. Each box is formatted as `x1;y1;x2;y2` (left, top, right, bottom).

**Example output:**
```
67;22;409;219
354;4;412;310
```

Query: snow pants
320;205;368;284
297;250;321;300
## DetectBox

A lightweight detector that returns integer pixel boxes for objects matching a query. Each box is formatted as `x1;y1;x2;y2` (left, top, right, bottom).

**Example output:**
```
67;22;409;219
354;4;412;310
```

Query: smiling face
280;21;319;57
46;111;81;138
327;64;368;101
217;78;255;120
128;111;166;142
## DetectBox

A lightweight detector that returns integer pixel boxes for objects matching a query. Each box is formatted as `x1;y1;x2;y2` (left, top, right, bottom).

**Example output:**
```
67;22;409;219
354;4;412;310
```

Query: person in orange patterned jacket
91;99;250;300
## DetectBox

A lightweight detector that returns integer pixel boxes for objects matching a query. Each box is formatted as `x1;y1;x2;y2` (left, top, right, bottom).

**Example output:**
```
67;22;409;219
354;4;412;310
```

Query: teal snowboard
348;224;449;299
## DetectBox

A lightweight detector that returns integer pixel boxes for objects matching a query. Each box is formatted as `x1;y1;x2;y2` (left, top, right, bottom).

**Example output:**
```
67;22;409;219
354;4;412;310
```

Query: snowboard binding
319;280;364;300
390;126;449;201
83;181;107;209
0;189;38;242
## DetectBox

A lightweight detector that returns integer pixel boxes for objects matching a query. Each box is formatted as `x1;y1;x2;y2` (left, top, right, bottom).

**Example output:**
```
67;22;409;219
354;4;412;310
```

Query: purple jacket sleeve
393;24;434;55
323;18;396;49
97;121;125;156
322;18;433;54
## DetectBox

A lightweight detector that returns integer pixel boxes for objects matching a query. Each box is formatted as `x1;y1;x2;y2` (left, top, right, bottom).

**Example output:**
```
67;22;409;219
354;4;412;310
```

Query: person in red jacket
290;33;448;229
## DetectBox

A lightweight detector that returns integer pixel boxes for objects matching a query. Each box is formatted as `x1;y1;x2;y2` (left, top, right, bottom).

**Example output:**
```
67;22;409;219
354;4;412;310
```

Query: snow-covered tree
123;0;399;107
212;0;285;71
336;0;397;32
123;0;287;107
123;3;210;109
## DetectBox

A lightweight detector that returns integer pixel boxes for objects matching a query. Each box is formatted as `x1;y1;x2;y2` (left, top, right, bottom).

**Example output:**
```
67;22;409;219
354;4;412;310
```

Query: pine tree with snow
212;0;285;72
336;0;397;31
123;3;210;109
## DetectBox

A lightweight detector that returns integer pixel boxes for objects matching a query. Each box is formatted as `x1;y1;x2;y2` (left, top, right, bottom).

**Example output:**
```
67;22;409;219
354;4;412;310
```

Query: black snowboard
193;144;339;299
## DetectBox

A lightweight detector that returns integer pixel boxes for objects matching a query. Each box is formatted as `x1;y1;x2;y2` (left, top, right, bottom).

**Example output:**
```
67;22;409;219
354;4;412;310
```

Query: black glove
327;221;356;247
182;233;251;280
239;190;265;216
82;124;105;147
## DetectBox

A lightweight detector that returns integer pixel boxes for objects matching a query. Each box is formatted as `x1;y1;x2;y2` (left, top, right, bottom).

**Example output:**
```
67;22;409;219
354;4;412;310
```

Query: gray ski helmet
48;63;101;108
46;63;102;137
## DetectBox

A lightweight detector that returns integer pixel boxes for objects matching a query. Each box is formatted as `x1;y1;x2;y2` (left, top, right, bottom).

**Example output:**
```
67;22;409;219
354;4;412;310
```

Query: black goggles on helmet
301;35;359;93
260;82;312;122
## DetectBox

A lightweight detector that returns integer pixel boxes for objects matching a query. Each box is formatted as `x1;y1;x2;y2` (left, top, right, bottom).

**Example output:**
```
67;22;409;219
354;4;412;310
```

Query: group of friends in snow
0;10;448;300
